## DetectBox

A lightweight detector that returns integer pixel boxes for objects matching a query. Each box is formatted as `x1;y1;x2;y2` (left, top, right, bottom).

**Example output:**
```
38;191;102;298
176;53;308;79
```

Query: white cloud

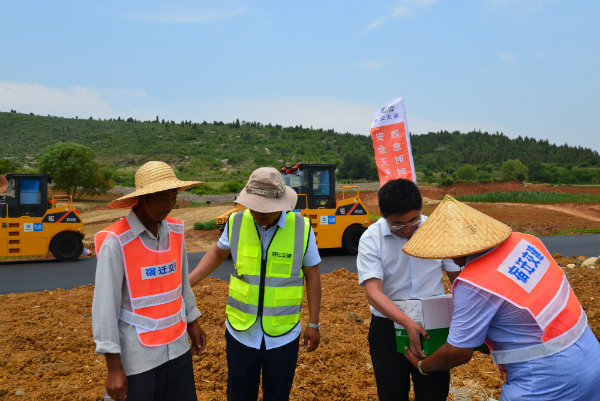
131;7;245;23
102;88;148;98
0;82;115;119
499;53;517;63
179;96;506;139
360;1;436;35
186;96;377;135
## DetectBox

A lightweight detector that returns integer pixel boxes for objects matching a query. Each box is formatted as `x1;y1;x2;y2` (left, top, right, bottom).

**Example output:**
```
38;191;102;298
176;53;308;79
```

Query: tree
338;152;378;181
0;159;18;174
501;159;529;182
455;164;477;182
38;142;111;200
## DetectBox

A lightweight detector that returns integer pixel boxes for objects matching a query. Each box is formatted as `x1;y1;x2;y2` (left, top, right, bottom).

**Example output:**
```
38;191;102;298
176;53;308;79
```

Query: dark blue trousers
125;350;197;401
369;315;450;401
225;330;300;401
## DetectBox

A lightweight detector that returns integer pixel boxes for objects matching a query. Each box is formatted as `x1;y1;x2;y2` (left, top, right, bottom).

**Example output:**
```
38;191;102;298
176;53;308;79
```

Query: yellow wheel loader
215;164;370;254
0;174;84;261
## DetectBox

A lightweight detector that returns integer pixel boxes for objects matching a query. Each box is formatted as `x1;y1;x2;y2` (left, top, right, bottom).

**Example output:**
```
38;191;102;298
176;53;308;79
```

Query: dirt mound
1;266;598;401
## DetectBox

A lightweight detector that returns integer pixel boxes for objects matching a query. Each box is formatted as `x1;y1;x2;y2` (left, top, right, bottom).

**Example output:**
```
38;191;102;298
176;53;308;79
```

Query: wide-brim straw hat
235;167;297;213
108;161;203;209
402;195;512;259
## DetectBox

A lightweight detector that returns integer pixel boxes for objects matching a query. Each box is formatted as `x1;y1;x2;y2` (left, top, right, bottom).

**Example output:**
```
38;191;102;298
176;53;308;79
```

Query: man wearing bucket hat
356;179;460;401
402;195;600;401
92;161;206;401
189;166;322;401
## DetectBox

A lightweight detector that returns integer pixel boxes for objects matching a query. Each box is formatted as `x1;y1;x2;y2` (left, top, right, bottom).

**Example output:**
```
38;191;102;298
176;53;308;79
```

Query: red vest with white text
95;216;187;347
452;232;587;365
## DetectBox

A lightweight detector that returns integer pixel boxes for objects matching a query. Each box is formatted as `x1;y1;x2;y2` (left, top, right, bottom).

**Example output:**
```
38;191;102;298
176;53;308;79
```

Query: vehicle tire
50;232;83;262
342;225;366;255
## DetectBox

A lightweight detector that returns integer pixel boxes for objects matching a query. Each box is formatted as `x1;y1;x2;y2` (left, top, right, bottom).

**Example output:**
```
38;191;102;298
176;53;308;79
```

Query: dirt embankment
1;264;598;401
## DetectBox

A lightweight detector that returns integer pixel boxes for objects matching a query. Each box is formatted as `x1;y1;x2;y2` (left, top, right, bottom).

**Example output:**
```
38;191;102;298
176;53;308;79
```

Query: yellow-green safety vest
226;209;310;336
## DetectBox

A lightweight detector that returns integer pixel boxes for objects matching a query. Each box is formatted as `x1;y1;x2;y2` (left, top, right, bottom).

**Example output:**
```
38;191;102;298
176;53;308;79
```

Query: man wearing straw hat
92;161;206;401
356;178;460;401
189;166;322;401
402;195;600;401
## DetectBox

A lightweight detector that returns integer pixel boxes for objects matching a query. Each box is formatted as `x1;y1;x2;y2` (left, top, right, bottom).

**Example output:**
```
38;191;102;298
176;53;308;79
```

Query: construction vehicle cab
215;163;370;254
0;174;84;261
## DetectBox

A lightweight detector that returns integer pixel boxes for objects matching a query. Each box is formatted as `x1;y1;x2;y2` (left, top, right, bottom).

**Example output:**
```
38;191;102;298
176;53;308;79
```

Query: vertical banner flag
370;96;416;186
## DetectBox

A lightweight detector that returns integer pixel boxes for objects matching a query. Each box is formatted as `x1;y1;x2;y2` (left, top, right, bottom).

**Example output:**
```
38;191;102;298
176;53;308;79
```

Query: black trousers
368;315;450;401
225;329;300;401
125;350;197;401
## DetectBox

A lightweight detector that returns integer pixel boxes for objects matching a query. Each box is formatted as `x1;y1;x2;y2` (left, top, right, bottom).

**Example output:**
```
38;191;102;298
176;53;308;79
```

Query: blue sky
2;0;599;153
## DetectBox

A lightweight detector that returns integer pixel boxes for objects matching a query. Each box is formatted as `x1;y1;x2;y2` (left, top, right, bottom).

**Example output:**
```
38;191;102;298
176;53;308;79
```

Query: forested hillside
1;111;599;187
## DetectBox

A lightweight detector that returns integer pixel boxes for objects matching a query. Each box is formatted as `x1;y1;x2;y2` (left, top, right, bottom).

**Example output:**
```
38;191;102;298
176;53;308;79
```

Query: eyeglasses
389;219;421;231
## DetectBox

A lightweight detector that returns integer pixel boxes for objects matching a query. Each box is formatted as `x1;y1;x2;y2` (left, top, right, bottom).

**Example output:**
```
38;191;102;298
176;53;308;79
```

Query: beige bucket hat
108;161;203;209
235;167;298;213
402;195;512;259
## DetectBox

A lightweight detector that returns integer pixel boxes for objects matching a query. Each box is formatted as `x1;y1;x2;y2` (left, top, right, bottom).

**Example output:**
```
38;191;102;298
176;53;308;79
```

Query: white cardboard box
392;294;453;330
392;294;454;355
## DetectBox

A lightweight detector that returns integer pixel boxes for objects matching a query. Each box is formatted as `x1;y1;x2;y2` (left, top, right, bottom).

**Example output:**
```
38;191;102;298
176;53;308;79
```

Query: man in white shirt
357;179;459;401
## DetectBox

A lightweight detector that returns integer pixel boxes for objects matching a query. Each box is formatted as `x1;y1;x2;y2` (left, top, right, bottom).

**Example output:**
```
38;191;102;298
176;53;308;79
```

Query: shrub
193;220;218;230
455;164;477;182
438;176;454;187
219;180;244;193
501;159;528;182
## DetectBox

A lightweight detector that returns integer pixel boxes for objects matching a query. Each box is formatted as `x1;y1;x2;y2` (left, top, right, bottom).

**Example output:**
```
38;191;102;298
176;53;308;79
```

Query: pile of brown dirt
0;266;598;401
2;182;598;400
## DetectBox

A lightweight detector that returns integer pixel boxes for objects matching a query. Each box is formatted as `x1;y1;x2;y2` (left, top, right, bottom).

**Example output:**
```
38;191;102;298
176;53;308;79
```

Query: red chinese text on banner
370;97;416;186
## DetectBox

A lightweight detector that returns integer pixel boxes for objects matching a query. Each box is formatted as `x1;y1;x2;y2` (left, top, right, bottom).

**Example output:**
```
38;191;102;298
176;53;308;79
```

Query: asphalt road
1;234;598;295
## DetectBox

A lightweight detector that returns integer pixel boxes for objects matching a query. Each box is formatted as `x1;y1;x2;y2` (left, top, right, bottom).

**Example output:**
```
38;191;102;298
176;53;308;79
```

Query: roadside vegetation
193;220;219;230
455;192;600;204
554;228;600;235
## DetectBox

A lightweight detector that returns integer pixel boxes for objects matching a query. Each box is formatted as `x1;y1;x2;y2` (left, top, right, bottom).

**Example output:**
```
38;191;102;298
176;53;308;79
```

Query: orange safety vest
453;232;587;366
95;216;187;347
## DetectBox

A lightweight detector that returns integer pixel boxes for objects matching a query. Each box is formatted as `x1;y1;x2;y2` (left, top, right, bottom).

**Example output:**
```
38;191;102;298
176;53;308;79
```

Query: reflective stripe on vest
453;232;586;365
226;209;309;336
95;216;187;347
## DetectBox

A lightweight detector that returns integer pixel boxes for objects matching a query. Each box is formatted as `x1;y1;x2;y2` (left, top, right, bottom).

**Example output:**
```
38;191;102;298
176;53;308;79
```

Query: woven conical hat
402;195;511;259
108;161;202;209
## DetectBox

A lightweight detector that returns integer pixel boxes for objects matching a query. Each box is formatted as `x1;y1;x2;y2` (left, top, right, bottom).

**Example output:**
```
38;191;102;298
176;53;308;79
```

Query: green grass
454;191;600;204
187;201;212;208
193;220;219;230
553;228;600;235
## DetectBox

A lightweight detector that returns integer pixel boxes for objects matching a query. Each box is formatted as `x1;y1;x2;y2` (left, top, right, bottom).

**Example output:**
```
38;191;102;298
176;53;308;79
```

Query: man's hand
105;354;127;401
405;320;429;359
303;326;320;352
187;319;206;355
403;345;422;369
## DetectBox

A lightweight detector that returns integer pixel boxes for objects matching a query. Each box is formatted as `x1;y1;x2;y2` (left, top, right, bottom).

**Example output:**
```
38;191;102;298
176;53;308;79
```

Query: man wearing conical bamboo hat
402;195;600;400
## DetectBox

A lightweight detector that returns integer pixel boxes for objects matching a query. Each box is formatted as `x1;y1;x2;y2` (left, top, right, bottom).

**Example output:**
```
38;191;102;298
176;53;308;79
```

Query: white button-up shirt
357;216;460;318
92;210;202;375
218;211;321;350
